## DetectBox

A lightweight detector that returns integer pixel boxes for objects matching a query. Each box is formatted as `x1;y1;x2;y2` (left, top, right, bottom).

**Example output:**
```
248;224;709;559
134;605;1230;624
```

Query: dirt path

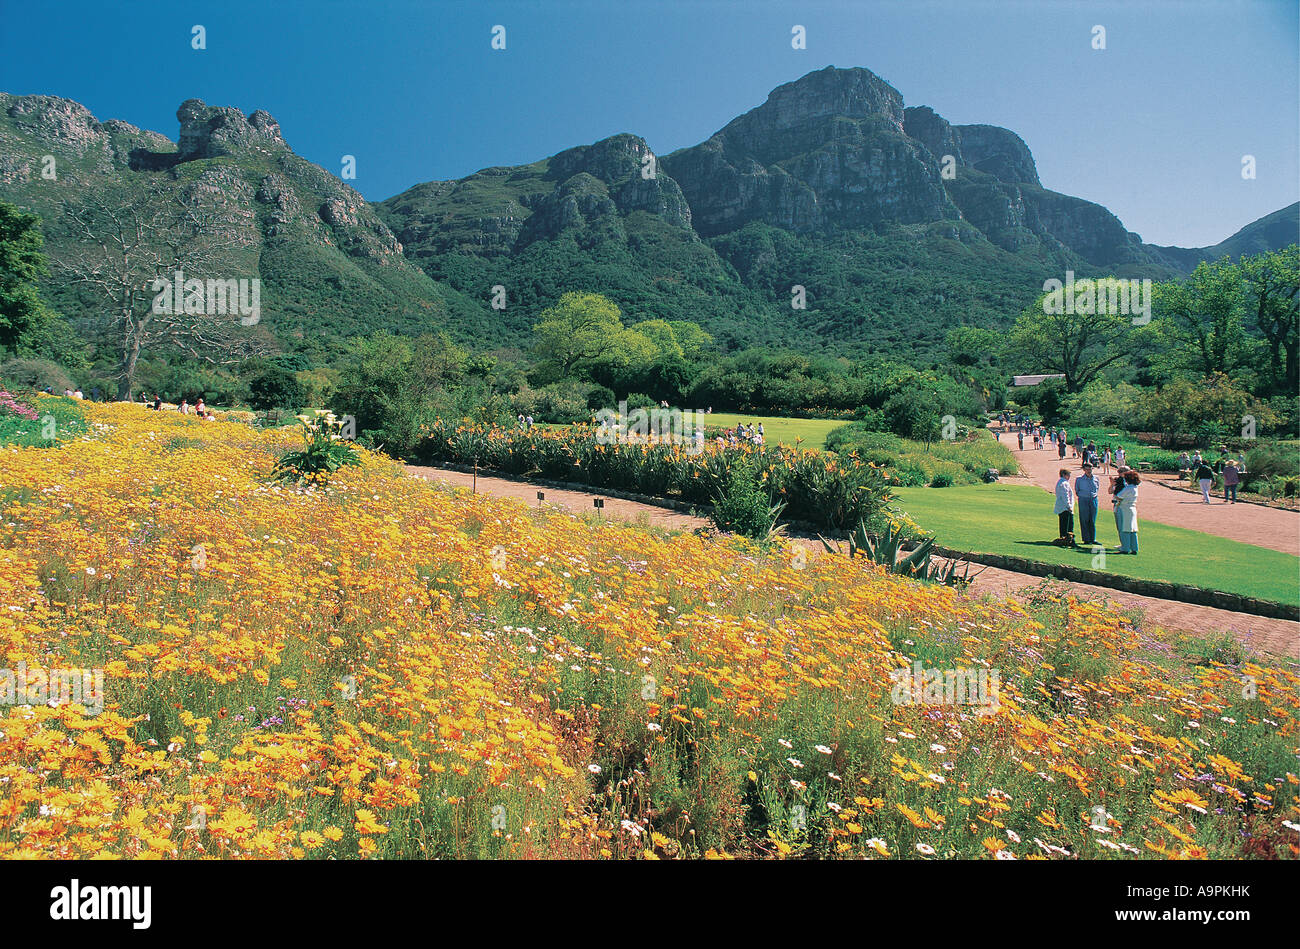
406;464;1299;659
993;425;1300;556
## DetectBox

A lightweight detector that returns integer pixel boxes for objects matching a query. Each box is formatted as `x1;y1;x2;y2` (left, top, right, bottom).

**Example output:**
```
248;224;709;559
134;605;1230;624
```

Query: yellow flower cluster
0;400;1294;859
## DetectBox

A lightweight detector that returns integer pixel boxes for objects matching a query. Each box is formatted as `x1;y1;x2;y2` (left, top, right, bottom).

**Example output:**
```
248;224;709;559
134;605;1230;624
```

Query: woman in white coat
1115;470;1140;554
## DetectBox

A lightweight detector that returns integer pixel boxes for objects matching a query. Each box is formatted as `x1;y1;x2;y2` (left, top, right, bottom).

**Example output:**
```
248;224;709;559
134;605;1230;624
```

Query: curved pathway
406;464;1299;659
992;425;1299;556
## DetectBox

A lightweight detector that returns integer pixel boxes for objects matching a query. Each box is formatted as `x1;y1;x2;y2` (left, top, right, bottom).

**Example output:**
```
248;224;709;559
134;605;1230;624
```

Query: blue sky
2;0;1296;247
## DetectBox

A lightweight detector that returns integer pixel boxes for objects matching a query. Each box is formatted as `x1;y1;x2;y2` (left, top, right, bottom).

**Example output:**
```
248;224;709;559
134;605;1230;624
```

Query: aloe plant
829;519;980;588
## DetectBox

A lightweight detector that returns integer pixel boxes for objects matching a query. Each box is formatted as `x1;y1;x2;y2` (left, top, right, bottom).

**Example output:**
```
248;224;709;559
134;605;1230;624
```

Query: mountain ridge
2;67;1295;363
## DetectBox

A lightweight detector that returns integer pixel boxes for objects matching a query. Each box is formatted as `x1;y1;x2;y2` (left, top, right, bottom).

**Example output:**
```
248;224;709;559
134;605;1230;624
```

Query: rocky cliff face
176;98;283;160
380;132;693;259
663;67;956;236
0;93;463;344
663;66;1166;271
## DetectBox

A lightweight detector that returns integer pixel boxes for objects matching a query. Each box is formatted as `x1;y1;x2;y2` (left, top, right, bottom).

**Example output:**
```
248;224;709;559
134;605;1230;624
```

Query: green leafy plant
708;457;786;540
825;519;982;588
272;412;361;485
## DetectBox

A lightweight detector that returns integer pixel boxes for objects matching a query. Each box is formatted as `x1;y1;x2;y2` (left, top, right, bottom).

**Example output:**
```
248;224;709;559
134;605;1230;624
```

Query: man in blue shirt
1075;463;1100;547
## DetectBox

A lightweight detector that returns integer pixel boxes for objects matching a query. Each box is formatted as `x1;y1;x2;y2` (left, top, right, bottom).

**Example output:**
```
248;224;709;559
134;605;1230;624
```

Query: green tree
1239;246;1299;394
533;292;626;377
0;201;56;355
1153;258;1248;379
1005;283;1140;393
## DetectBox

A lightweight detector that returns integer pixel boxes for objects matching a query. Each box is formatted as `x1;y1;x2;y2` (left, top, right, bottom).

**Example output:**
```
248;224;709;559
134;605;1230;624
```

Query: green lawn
892;483;1300;606
700;412;847;448
542;412;847;448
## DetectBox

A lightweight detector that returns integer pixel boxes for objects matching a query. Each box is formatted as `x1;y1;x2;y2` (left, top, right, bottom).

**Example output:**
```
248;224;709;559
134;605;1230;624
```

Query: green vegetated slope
0;94;481;364
893;483;1300;605
5;67;1297;367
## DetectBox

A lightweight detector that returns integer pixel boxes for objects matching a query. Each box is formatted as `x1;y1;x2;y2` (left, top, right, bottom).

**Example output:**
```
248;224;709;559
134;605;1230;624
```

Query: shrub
0;357;74;393
930;473;954;488
708;458;785;540
413;422;893;532
247;368;308;411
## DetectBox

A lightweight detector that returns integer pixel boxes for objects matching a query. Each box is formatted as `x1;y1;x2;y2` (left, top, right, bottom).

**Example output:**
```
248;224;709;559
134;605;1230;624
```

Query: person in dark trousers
1057;434;1067;460
1075;463;1100;546
1222;460;1240;503
1017;430;1024;450
1054;468;1075;543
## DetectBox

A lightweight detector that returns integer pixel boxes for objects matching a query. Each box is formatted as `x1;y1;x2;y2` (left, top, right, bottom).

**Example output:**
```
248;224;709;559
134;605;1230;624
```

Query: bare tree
53;178;270;399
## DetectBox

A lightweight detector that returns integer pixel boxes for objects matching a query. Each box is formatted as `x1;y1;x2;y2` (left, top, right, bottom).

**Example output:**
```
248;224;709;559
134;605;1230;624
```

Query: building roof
1011;374;1066;387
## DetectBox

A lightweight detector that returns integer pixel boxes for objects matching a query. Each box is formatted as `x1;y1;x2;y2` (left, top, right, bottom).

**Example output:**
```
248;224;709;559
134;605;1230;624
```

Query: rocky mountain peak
755;66;906;130
176;99;284;160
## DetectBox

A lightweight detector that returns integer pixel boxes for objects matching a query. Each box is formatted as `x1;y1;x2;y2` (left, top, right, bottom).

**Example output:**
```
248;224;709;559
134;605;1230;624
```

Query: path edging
926;545;1299;621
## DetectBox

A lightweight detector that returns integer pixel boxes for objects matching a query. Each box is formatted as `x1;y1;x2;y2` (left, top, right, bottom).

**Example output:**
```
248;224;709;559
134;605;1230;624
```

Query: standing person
1115;471;1141;554
1194;458;1215;503
1057;432;1067;460
1073;433;1084;458
195;398;205;416
1102;446;1112;475
1054;468;1075;544
1177;451;1191;475
1235;451;1248;475
1110;466;1128;544
179;399;190;415
1076;463;1100;547
1114;446;1126;469
1222;460;1240;503
1017;429;1024;450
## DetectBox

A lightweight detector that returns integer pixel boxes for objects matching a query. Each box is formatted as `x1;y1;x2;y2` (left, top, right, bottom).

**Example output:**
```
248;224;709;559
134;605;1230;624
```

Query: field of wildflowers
0;397;1296;859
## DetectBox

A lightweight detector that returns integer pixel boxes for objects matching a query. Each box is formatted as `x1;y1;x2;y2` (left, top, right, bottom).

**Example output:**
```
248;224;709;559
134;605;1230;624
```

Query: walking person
1194;458;1215;504
1076;463;1100;547
1057;432;1067;460
1115;471;1141;554
1054;468;1075;545
1222;460;1240;503
1073;433;1084;459
1017;430;1024;450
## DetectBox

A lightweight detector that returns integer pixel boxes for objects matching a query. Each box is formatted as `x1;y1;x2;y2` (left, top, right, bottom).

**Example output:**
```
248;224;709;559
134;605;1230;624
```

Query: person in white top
1115;470;1141;554
1054;468;1075;544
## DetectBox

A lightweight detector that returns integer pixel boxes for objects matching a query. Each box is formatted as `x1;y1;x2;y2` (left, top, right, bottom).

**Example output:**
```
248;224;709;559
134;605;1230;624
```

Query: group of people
1053;463;1143;553
1001;420;1125;474
717;422;764;447
1179;447;1248;504
136;392;216;421
516;414;535;429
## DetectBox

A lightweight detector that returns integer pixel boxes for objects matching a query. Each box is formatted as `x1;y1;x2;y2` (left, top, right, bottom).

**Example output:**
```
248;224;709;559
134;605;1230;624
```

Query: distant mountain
3;68;1295;364
1147;202;1300;271
0;93;482;362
